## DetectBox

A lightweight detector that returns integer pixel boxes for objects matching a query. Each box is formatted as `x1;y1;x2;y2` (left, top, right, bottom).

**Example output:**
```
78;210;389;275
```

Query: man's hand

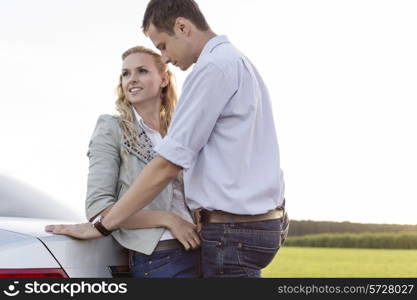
45;223;103;240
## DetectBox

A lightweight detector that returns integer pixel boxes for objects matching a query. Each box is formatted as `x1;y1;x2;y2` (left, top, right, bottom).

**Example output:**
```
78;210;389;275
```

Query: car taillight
0;268;68;278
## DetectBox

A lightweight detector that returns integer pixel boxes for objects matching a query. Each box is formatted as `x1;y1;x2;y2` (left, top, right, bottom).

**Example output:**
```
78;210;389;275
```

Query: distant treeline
285;232;417;249
288;220;417;236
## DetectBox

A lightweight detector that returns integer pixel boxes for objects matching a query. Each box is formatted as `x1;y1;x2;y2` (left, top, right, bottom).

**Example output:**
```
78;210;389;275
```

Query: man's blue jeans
200;212;289;278
130;248;200;278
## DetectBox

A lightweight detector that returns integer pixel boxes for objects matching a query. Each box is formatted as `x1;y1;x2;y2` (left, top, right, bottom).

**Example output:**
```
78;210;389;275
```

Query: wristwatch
92;215;113;236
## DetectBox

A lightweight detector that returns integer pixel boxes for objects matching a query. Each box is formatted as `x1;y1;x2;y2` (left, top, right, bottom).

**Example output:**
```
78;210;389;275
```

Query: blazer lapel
122;126;157;164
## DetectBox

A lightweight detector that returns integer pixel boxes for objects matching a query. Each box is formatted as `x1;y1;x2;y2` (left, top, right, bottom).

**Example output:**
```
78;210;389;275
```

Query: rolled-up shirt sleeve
155;62;237;169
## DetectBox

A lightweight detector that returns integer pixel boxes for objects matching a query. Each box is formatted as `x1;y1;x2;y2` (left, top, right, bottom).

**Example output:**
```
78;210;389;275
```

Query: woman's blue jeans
130;247;200;278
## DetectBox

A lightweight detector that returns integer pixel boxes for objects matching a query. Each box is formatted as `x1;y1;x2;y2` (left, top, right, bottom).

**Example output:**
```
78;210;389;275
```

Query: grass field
262;247;417;277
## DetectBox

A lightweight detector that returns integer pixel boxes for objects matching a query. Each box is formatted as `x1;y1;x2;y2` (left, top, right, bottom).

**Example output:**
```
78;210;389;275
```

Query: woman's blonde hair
116;46;177;148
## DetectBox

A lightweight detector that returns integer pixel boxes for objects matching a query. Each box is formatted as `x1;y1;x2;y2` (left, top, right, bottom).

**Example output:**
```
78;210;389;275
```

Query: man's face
146;23;195;71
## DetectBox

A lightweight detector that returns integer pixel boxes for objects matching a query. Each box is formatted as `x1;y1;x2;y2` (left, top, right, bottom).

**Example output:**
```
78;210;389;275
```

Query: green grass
262;247;417;277
284;232;417;249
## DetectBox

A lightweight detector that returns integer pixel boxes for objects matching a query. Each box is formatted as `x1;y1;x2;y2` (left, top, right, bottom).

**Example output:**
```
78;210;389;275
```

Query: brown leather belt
154;239;182;251
199;207;284;224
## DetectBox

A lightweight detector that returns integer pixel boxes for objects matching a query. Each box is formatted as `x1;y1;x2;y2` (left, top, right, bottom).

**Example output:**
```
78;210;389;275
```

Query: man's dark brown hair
142;0;210;35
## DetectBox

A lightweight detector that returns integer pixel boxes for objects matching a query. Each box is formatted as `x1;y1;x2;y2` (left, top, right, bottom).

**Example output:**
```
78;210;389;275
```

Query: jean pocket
237;232;281;274
132;249;179;277
200;225;223;246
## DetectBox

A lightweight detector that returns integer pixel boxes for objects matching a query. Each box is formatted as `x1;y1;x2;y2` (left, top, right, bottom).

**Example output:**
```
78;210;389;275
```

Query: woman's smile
128;87;143;95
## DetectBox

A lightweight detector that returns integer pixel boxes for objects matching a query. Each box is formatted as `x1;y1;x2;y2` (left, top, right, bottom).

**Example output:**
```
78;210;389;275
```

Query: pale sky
1;0;416;225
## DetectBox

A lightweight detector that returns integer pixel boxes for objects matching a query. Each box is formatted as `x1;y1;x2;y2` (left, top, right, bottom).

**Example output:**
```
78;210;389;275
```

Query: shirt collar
132;106;157;134
196;35;230;64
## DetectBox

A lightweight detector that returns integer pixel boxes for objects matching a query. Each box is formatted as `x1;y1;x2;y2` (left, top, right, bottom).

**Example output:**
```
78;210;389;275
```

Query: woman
46;46;200;278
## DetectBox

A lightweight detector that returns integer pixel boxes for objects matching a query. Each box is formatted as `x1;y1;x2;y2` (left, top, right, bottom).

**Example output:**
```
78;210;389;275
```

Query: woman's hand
165;214;200;250
45;223;103;240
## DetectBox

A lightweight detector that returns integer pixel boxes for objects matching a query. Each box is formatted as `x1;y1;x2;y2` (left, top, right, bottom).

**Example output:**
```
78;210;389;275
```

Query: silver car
0;175;128;278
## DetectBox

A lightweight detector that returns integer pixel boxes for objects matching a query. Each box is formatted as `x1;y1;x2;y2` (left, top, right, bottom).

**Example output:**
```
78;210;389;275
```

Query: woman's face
121;52;166;105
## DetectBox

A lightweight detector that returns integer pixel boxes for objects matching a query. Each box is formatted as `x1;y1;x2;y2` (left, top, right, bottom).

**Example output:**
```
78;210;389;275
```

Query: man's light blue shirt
155;35;285;215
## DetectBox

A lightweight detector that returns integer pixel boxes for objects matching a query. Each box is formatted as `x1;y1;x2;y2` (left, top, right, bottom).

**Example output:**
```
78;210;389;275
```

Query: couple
46;0;289;278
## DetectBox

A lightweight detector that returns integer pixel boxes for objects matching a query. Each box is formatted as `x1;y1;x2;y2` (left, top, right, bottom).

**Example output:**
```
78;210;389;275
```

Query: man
48;0;288;278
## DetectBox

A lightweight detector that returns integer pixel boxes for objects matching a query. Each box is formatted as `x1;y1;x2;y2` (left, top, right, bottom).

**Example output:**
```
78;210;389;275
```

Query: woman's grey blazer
85;114;174;255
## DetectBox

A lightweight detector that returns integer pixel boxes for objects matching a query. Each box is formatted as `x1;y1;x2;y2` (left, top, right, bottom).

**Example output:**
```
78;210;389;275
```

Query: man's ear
174;17;191;36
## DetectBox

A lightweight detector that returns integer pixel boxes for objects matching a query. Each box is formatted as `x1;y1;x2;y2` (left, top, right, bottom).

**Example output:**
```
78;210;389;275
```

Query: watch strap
93;219;112;236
